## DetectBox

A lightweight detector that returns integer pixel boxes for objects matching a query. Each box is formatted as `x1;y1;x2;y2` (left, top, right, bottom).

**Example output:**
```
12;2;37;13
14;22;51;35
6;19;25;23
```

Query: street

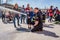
0;18;60;40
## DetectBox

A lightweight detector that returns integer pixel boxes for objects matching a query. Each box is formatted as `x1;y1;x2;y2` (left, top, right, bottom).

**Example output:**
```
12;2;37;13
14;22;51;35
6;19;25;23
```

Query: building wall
0;0;3;4
0;0;1;4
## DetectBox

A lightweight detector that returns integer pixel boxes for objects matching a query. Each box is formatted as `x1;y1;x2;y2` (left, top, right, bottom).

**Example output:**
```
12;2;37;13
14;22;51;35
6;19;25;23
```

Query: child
27;8;34;30
27;14;31;29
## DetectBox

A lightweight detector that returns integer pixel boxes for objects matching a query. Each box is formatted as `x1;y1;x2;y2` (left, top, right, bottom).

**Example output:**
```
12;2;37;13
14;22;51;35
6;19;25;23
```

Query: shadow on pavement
13;25;59;38
34;30;59;38
3;21;13;24
16;27;29;32
43;24;54;28
8;21;13;24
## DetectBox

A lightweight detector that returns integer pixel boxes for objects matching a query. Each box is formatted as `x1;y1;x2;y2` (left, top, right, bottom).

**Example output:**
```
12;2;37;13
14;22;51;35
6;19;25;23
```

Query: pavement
0;18;60;40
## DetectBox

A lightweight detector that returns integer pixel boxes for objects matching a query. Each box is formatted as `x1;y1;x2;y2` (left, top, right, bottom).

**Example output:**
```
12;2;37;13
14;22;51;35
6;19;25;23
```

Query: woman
13;3;20;28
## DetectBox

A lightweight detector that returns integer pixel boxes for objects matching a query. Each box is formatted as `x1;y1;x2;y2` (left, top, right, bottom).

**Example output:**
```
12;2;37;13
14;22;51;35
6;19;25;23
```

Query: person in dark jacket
2;11;5;22
42;11;46;23
31;8;43;32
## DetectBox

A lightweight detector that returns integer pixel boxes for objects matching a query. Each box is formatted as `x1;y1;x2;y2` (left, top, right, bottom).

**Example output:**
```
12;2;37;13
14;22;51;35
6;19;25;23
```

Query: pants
48;16;53;22
21;15;26;23
13;16;20;28
2;15;5;22
31;25;43;32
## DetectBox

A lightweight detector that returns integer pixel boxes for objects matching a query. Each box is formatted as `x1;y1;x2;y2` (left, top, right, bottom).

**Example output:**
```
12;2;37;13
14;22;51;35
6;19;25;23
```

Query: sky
2;0;60;9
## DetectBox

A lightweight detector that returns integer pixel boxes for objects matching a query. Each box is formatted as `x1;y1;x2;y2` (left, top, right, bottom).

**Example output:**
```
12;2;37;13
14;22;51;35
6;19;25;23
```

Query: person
25;4;30;24
13;3;20;28
5;10;11;23
54;7;59;16
55;7;60;15
21;5;25;13
27;8;34;30
21;5;26;24
2;10;5;22
55;7;60;21
42;11;46;23
31;8;43;32
48;6;54;22
25;4;30;12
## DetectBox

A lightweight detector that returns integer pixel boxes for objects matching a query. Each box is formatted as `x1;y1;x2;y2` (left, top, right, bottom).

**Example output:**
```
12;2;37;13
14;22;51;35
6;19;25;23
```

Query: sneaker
28;27;31;32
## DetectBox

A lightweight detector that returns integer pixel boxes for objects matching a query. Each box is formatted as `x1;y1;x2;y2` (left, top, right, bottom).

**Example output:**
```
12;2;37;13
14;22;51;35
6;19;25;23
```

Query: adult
13;3;20;28
42;11;46;23
55;7;60;21
25;4;30;13
48;6;54;22
21;5;26;24
25;4;30;24
31;8;43;32
2;10;5;22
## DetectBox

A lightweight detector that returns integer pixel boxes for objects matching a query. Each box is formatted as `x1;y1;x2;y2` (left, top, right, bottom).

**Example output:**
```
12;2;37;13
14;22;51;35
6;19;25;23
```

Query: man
48;6;54;22
13;3;20;28
25;4;30;12
25;4;30;24
2;10;5;22
42;11;46;23
21;5;26;24
31;8;43;32
55;7;60;21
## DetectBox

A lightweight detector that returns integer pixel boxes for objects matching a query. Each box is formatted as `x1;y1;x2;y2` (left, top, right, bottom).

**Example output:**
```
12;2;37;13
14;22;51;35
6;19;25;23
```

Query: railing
0;6;27;16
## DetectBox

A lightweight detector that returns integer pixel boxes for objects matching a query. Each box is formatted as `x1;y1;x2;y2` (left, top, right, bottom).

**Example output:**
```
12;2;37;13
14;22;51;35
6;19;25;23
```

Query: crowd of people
1;3;60;32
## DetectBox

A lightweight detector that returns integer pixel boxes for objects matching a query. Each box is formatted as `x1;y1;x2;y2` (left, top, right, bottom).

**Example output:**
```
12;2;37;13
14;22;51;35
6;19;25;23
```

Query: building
2;3;21;11
0;0;2;4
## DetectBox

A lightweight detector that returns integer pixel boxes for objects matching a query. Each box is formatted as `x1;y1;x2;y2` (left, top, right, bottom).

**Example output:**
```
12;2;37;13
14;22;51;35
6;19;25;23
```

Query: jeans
49;16;53;22
21;15;26;24
13;16;20;28
31;26;43;32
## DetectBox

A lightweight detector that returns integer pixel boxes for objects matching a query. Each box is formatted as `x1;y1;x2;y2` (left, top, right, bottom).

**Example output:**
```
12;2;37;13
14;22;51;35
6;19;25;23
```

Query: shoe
38;29;43;31
28;27;31;29
14;26;17;28
18;24;21;26
28;27;31;32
